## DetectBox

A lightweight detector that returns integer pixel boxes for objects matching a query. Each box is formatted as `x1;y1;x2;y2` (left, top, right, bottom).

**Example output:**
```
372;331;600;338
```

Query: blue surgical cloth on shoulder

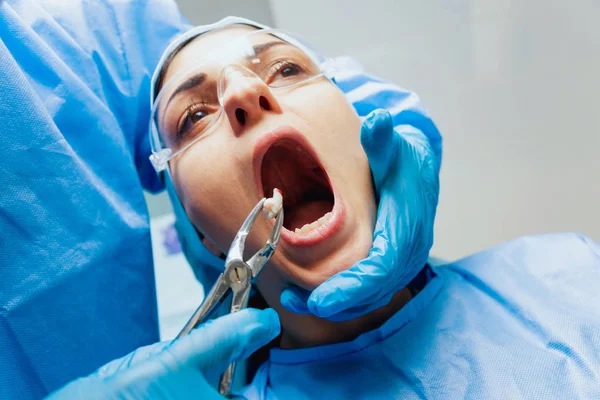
241;233;600;399
334;57;442;169
0;1;187;398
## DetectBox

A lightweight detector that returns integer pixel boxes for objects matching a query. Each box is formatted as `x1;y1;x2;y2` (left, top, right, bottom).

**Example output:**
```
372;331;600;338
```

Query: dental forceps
176;198;284;397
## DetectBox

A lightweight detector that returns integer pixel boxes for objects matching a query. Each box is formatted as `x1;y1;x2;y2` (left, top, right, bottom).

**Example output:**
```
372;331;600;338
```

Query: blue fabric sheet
242;233;600;399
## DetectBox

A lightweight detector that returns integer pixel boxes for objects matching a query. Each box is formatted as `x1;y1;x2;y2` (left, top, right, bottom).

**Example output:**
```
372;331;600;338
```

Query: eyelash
268;60;303;80
177;97;208;138
186;98;208;116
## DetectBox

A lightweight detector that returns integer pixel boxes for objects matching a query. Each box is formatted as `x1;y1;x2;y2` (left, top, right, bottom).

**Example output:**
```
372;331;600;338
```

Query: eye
267;61;306;84
178;104;209;138
280;63;301;77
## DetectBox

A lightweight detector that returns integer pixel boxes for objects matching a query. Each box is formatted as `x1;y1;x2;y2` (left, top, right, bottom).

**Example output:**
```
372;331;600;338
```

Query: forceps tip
269;207;284;245
238;198;267;234
226;198;267;263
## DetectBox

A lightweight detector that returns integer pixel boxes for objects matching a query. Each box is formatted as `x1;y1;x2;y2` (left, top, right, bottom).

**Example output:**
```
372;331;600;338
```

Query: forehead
163;25;259;84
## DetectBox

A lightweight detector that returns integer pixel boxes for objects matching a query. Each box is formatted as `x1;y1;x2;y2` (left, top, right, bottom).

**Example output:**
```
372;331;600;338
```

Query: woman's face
159;25;376;337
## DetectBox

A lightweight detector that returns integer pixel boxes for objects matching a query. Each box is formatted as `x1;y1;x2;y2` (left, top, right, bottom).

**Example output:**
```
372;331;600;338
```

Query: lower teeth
294;212;333;235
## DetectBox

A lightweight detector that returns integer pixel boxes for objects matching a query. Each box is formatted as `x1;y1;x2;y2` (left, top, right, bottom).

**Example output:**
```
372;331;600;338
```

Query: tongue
286;200;332;230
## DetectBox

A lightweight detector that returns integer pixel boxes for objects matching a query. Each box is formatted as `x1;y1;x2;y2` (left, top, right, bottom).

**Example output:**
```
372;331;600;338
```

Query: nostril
235;108;247;125
259;96;271;111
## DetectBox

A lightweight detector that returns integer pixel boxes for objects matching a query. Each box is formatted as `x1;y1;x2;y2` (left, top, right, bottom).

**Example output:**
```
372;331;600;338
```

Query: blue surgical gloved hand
47;309;280;399
281;109;440;321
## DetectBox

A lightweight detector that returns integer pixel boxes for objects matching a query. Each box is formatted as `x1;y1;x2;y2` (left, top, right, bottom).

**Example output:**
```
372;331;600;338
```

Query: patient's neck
278;287;414;349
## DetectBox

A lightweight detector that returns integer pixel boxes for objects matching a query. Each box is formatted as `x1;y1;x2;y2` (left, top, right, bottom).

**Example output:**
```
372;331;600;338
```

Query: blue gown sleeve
28;0;190;192
107;0;191;192
333;56;442;169
0;1;188;398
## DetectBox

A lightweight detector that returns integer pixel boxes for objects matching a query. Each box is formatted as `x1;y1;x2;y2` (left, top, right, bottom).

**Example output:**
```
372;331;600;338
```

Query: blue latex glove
281;109;440;321
47;309;280;399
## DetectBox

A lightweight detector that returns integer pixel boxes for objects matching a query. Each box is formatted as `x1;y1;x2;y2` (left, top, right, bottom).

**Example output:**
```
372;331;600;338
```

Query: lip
252;125;345;248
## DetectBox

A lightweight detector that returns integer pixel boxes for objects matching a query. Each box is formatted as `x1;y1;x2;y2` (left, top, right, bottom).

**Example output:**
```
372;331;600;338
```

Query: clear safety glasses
149;28;336;172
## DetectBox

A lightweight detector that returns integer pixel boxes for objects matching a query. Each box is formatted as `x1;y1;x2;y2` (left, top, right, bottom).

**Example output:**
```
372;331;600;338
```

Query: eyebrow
164;72;206;111
251;40;286;56
163;40;287;110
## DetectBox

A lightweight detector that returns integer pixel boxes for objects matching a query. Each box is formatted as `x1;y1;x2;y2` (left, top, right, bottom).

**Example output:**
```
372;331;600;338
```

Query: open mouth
253;127;344;247
261;138;334;234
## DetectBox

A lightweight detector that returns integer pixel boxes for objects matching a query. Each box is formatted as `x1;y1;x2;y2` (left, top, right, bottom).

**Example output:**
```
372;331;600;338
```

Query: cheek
170;141;241;250
287;85;363;153
287;86;369;186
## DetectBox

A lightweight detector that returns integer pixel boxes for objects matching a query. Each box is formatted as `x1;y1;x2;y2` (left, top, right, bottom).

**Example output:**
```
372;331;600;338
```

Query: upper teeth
262;188;283;219
294;212;333;235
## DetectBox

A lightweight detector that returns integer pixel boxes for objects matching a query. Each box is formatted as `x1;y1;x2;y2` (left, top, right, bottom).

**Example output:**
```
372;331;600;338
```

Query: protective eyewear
149;28;336;172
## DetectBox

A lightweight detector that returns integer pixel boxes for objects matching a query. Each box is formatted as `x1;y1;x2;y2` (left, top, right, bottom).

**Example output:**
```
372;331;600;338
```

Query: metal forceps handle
176;198;284;397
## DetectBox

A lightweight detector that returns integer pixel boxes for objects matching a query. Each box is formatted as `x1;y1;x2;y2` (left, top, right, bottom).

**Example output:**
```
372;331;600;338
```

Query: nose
219;66;282;135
